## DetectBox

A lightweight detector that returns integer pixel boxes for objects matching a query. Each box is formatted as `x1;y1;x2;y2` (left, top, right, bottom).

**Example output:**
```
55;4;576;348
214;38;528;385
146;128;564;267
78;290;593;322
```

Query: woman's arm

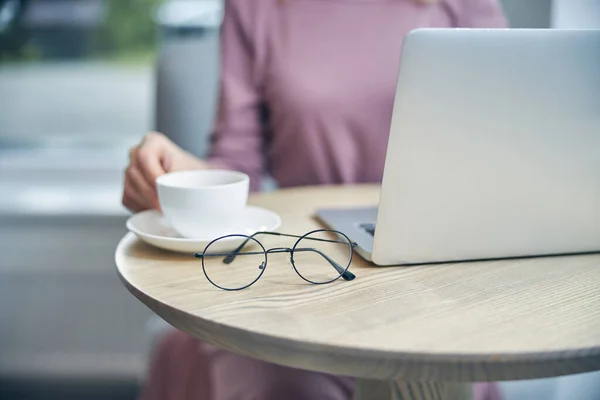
122;1;267;212
206;0;268;192
458;0;509;28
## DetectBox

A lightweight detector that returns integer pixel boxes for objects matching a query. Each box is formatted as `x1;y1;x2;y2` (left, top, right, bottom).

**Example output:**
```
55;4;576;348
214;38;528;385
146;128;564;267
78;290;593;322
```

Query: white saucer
126;206;282;253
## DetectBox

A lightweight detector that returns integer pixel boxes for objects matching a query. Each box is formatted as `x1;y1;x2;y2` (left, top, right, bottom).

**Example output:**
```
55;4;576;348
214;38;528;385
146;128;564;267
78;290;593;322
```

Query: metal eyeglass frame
194;229;357;291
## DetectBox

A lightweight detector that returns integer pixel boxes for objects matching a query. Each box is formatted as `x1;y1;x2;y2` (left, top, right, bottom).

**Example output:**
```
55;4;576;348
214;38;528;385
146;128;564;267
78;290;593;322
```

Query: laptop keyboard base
359;223;376;237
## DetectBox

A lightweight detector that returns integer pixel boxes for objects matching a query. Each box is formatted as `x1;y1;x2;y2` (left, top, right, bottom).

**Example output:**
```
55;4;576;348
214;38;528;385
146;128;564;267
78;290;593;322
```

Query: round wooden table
116;185;600;400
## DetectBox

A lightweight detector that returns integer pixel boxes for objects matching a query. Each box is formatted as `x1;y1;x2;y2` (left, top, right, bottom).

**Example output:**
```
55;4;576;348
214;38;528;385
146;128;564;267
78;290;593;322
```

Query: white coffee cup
156;170;249;239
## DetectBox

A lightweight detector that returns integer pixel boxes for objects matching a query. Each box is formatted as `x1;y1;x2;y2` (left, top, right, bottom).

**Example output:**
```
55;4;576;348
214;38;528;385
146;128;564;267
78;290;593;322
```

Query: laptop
316;28;600;266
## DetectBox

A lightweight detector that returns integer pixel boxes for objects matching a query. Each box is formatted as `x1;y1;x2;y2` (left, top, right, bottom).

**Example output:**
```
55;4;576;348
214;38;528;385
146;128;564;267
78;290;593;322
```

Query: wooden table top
116;184;600;382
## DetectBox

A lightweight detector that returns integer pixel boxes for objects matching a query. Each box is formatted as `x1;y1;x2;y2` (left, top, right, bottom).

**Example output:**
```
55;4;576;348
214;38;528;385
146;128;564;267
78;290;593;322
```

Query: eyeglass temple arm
195;247;356;281
196;248;355;281
223;231;356;281
292;247;355;281
222;232;356;279
225;231;353;263
264;233;356;280
195;251;265;258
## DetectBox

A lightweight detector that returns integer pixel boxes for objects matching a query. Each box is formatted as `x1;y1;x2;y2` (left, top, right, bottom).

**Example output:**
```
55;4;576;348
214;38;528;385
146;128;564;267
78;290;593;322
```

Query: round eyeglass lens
291;230;352;284
202;235;267;290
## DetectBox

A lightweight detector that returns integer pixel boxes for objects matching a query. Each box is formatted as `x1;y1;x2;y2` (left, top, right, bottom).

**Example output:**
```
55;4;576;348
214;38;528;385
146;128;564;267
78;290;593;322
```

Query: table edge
116;232;600;381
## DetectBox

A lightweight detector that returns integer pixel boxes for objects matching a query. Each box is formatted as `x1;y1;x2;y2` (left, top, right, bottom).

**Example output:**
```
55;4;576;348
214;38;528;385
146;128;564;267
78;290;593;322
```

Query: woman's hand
122;132;211;213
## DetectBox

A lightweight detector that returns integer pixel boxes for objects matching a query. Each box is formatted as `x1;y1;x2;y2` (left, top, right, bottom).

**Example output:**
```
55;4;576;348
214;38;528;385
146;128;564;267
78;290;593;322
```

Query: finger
161;150;173;173
123;168;149;212
126;167;160;209
123;172;160;212
122;184;146;213
129;146;138;163
141;131;163;145
137;148;168;189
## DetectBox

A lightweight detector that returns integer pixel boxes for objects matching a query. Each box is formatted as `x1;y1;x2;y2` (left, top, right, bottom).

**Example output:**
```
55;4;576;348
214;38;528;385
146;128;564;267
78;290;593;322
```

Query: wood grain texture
116;184;600;382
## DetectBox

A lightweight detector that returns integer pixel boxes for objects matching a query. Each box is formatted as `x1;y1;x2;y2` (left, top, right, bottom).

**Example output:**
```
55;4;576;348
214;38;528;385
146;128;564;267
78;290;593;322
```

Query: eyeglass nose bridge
265;247;292;254
265;247;294;265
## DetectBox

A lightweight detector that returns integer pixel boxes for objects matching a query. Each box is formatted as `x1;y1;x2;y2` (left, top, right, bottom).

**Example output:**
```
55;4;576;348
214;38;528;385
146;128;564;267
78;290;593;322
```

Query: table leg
354;379;472;400
353;378;394;400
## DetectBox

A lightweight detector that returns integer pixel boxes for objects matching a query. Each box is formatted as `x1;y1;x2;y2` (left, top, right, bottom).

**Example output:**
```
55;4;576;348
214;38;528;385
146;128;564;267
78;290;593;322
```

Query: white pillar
551;0;600;29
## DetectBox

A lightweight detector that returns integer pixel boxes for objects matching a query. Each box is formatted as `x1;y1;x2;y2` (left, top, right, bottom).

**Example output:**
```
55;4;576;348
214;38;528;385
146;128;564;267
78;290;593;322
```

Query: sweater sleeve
206;0;267;192
459;0;508;28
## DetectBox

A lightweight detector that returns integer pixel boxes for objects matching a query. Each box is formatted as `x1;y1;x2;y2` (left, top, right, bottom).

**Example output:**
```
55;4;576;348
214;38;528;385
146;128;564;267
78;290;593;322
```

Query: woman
123;0;507;399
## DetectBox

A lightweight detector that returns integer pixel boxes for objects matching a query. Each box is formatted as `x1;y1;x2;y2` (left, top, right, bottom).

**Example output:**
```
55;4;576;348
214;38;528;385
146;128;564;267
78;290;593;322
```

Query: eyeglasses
194;229;357;291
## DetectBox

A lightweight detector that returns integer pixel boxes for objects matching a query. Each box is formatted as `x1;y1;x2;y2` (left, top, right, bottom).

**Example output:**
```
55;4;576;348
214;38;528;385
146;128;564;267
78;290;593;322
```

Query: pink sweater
207;0;507;191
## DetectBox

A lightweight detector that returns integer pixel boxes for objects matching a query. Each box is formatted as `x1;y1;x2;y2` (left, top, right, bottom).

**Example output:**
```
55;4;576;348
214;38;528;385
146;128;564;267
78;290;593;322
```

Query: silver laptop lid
372;29;600;265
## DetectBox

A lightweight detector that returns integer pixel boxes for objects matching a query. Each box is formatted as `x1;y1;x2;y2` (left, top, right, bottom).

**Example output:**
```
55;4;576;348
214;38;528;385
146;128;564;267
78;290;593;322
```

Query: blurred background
0;0;599;399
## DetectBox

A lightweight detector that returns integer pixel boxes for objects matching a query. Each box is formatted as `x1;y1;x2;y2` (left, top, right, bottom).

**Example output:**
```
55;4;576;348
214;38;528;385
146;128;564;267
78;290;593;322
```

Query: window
0;0;160;153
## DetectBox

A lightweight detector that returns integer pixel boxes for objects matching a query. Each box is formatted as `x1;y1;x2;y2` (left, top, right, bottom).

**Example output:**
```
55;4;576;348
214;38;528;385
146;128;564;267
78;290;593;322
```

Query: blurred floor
0;377;139;400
